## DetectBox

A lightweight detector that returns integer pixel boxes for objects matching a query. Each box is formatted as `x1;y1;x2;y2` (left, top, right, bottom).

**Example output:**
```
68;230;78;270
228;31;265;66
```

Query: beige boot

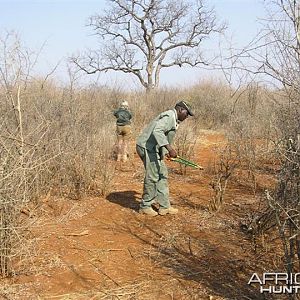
158;206;178;216
139;207;158;216
117;154;122;161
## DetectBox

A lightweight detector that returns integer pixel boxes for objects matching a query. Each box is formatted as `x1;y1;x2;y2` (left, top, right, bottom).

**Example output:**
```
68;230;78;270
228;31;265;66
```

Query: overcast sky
0;0;266;89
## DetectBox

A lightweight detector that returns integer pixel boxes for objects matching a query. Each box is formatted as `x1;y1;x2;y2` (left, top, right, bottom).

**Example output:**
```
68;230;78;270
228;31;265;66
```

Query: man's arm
164;144;177;158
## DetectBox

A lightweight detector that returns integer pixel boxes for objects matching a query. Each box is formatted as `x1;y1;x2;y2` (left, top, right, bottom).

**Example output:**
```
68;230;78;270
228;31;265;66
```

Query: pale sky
0;0;266;89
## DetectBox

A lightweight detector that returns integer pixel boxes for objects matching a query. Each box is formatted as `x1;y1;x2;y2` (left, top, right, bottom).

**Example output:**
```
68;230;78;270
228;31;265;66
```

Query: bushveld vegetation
0;33;285;279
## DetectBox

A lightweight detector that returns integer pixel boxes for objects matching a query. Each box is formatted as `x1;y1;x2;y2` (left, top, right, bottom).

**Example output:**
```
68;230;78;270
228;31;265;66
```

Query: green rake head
169;156;204;170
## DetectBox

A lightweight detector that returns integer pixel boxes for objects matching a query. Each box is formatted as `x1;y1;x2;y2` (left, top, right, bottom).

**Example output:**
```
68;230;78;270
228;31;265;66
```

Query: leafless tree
71;0;225;92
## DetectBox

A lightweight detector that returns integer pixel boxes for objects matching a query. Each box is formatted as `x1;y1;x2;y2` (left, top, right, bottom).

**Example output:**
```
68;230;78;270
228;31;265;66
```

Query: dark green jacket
113;108;132;126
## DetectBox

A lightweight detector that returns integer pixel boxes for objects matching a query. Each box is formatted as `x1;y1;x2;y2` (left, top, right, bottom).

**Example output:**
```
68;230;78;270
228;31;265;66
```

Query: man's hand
165;145;177;158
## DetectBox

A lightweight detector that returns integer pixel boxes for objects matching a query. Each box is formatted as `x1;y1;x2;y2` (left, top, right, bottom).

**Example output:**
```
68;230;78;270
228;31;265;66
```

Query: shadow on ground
106;190;140;212
109;213;276;300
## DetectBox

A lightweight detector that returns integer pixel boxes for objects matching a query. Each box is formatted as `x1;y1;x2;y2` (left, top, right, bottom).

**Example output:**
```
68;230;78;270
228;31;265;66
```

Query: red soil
1;130;282;300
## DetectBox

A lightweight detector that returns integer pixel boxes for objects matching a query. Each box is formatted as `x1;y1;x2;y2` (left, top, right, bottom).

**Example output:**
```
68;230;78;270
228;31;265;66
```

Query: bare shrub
53;129;116;199
205;83;275;211
186;80;233;129
209;144;239;211
265;99;300;275
174;120;200;175
0;31;60;276
226;83;277;194
0;32;121;276
30;80;119;199
220;2;300;280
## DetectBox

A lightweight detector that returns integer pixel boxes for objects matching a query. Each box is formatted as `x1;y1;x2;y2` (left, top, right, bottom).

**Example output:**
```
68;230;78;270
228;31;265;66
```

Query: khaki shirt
137;109;179;156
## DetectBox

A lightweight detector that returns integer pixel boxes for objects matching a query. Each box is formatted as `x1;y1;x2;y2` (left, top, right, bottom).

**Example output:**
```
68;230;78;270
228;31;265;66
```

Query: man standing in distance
136;101;194;216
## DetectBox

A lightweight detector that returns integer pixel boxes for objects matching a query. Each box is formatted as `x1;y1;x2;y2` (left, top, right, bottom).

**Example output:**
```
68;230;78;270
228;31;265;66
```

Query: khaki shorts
116;125;131;140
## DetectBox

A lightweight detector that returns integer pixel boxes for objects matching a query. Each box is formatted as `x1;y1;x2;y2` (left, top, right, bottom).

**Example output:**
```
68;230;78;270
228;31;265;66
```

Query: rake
169;156;204;170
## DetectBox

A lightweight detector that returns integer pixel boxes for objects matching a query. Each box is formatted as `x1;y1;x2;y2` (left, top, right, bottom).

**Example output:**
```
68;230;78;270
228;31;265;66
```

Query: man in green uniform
136;101;194;216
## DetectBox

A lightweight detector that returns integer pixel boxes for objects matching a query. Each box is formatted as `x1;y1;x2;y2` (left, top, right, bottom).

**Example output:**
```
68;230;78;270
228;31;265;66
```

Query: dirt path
1;131;278;300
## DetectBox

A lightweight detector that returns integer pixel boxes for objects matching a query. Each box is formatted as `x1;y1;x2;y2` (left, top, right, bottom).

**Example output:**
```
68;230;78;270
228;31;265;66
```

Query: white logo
248;273;300;294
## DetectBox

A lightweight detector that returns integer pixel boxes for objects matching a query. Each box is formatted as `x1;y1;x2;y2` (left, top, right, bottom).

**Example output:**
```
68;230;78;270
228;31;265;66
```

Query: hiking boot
139;207;158;216
158;206;178;216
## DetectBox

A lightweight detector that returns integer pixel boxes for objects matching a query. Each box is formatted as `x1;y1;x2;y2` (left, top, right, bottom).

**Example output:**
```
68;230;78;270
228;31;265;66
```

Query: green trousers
136;145;170;209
